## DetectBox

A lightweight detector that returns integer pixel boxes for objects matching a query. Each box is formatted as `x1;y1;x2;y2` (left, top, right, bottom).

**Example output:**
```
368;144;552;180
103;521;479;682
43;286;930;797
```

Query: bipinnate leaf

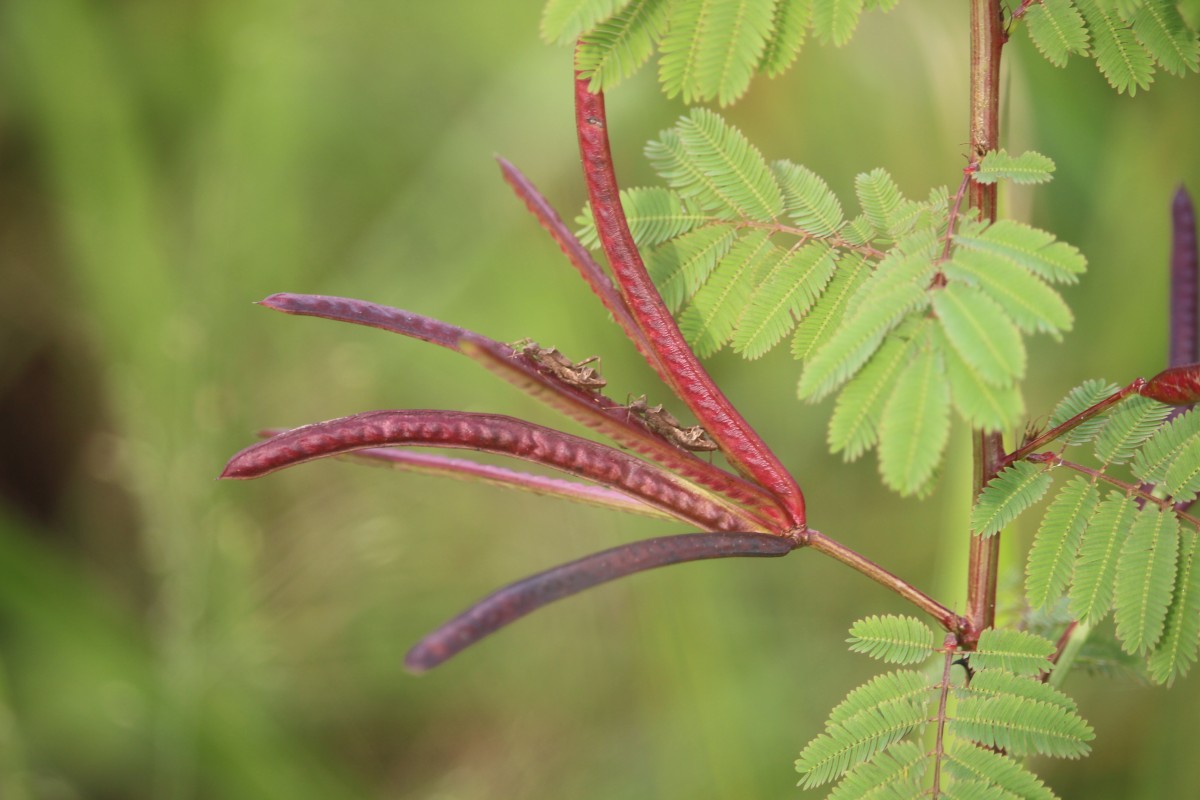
1114;505;1180;655
542;0;632;44
758;0;813;77
795;671;931;787
933;283;1026;387
954;219;1087;284
966;669;1079;713
974;150;1056;185
812;0;866;46
1024;0;1091;68
971;461;1054;538
1093;394;1172;465
855;168;904;236
847;615;938;664
937;326;1025;432
658;0;779;106
798;284;928;401
971;629;1056;676
647;109;783;219
1162;432;1200;503
1131;0;1200;76
944;248;1073;338
877;331;951;496
1026;477;1099;609
1048;378;1122;445
943;743;1060;800
773;159;845;236
1130;407;1200;484
679;229;775;355
953;694;1094;758
792;254;872;360
824;741;927;800
733;242;836;358
828;333;915;460
1148;531;1200;685
576;0;672;89
1077;0;1157;93
1070;491;1138;623
646;224;739;311
576;186;708;249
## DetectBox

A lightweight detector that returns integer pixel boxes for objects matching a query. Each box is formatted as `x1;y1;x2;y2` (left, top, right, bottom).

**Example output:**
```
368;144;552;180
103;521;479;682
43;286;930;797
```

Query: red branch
573;71;806;528
222;409;750;532
404;531;796;672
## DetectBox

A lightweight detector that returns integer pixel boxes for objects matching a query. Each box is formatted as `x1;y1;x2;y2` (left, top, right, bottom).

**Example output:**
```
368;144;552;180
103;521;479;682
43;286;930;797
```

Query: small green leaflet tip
975;150;1056;185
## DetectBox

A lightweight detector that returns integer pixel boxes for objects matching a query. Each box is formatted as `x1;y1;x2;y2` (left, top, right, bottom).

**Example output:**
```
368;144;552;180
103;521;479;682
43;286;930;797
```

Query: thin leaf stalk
930;633;961;798
965;0;1008;641
574;70;807;528
1003;379;1147;466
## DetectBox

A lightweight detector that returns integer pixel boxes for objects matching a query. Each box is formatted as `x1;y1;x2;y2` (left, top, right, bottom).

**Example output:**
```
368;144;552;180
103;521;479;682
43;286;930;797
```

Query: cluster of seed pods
222;75;808;671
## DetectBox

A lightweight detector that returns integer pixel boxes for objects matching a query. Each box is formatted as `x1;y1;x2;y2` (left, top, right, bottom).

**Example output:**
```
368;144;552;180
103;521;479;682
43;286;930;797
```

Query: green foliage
1069;491;1136;624
953;219;1087;285
543;0;634;44
1025;477;1099;609
1018;0;1199;93
847;614;937;664
576;0;673;89
797;622;1091;795
970;461;1054;537
877;326;950;496
1092;395;1172;464
973;150;1056;185
1148;530;1200;685
1114;505;1180;654
1046;378;1121;445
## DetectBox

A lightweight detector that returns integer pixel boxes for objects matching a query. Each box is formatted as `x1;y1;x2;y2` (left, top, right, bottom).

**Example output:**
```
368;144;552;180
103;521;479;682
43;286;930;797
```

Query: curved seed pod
252;294;785;528
573;72;806;528
1171;186;1198;368
496;156;666;378
1142;364;1200;406
222;410;749;532
404;531;796;672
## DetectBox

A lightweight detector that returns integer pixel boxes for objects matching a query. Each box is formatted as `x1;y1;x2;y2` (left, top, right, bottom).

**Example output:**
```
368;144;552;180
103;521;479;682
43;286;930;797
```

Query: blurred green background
1;1;1199;798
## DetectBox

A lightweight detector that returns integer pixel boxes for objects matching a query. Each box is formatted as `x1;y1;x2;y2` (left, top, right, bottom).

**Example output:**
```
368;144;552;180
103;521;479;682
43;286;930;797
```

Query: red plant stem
318;443;677;521
805;531;967;635
1003;379;1147;467
222;410;751;532
257;293;786;528
404;531;797;672
574;72;806;528
965;0;1007;642
1170;186;1198;368
496;156;666;379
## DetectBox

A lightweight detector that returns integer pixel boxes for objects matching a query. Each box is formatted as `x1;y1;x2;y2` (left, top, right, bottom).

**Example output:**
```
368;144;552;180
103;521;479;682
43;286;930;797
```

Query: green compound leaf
954;219;1087;284
732;242;836;358
974;149;1056;185
1148;531;1200;686
1024;0;1091;68
576;0;673;90
645;110;782;220
812;0;867;46
796;671;931;787
576;186;709;249
971;461;1054;538
933;283;1026;387
847;615;938;665
953;694;1094;758
1077;0;1157;94
937;325;1025;432
878;327;951;496
965;669;1079;713
1048;379;1122;446
855;167;904;236
1131;0;1200;76
825;741;928;800
646;224;739;311
1026;476;1100;610
1114;505;1180;655
971;628;1057;676
678;229;775;355
792;253;872;361
798;283;928;401
943;743;1060;800
944;248;1073;339
1070;491;1139;623
657;0;779;105
1093;394;1172;465
772;159;845;236
758;0;813;77
542;0;633;44
1131;407;1200;484
828;331;917;461
1163;431;1200;503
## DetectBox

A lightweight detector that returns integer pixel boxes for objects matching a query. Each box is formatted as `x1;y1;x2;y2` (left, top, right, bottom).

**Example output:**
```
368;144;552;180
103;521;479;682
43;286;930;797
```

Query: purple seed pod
221;409;750;531
1141;364;1200;406
404;531;796;672
1170;186;1198;368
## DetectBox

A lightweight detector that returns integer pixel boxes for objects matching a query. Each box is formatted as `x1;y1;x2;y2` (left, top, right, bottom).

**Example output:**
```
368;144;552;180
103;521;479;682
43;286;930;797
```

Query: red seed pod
259;293;466;350
1141;365;1200;406
404;531;796;672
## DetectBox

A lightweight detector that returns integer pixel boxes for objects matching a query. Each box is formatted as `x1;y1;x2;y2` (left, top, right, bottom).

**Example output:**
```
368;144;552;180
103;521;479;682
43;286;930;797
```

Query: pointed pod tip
1175;184;1194;208
403;648;436;675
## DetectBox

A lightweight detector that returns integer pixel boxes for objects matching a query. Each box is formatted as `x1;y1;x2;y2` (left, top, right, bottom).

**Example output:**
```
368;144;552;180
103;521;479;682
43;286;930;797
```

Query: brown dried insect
511;339;607;391
627;395;719;452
